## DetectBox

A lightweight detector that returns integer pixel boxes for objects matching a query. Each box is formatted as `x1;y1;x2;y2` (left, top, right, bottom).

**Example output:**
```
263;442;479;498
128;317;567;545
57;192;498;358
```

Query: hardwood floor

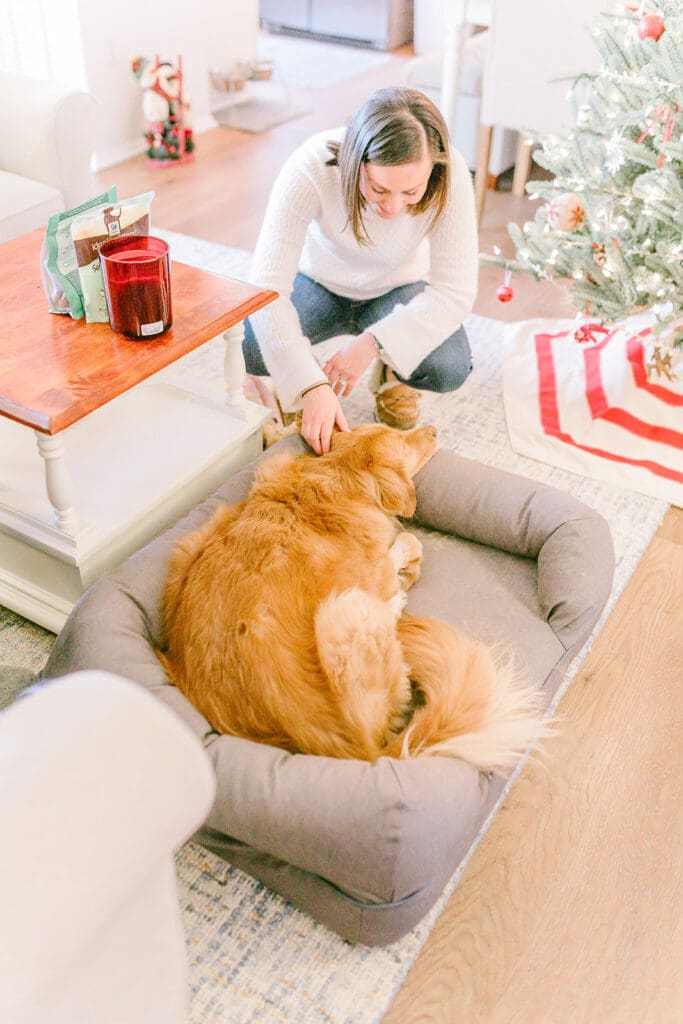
98;47;683;1024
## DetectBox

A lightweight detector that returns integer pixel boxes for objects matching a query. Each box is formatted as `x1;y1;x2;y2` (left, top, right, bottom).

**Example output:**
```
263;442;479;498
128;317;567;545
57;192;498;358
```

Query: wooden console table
0;229;277;630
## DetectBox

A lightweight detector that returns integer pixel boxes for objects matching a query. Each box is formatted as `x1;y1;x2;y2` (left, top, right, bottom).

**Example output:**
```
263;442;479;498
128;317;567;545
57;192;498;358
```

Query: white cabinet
311;1;387;42
260;0;414;50
260;0;308;31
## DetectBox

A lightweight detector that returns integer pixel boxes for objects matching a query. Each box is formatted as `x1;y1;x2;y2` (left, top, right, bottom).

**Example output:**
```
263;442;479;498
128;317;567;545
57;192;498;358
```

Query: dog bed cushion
42;437;614;946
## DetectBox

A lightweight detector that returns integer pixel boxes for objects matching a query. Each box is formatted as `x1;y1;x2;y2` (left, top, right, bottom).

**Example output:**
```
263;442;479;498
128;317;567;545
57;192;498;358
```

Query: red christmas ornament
637;13;665;40
496;268;514;303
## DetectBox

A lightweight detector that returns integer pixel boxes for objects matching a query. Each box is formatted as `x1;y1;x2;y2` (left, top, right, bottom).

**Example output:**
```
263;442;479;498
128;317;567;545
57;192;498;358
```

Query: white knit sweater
248;127;479;411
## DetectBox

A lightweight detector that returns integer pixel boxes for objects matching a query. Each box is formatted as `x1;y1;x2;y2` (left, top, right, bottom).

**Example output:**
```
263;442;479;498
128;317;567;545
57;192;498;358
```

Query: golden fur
158;424;546;771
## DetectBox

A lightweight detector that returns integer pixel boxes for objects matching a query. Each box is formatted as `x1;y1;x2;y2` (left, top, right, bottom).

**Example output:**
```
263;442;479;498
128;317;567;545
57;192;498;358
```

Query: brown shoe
375;381;420;430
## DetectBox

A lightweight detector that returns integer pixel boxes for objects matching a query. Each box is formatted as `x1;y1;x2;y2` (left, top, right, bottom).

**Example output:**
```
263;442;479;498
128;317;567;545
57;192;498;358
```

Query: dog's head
327;423;438;517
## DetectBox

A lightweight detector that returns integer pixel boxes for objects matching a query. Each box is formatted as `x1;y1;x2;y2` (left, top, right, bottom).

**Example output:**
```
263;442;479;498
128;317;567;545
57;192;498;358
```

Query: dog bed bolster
413;450;615;651
41;435;614;946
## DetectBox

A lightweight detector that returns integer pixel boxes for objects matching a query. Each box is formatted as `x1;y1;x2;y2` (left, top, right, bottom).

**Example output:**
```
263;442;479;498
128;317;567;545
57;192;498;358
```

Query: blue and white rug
154;228;669;1023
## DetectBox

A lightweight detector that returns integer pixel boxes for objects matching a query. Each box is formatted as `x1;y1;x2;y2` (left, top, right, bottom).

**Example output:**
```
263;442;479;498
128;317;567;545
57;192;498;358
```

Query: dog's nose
427;425;437;439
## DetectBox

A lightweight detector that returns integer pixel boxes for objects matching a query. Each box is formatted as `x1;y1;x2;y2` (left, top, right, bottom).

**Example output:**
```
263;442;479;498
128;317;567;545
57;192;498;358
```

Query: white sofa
0;71;97;243
0;671;216;1024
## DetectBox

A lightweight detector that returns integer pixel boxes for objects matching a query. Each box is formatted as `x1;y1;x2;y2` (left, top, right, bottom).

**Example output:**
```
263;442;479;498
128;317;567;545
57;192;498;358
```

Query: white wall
77;0;259;169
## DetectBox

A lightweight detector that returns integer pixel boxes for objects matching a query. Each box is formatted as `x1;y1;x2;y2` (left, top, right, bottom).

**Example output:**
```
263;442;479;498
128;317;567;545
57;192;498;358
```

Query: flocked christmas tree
484;0;683;374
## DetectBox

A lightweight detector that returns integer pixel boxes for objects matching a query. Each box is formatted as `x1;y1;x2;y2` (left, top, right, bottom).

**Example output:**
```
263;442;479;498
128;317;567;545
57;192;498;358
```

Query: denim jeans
243;274;472;393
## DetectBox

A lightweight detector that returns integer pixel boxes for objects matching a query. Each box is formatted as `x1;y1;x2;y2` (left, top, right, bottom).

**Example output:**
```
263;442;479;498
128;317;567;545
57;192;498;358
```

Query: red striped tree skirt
503;314;683;508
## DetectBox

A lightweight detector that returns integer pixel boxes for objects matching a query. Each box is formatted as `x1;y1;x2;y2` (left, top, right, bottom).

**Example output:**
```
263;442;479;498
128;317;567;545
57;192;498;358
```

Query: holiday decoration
574;322;610;344
646;340;677;380
603;136;626;174
592;242;608;268
546;193;585;232
482;1;683;354
132;55;195;164
637;12;665;40
496;268;514;302
502;314;683;505
636;102;679;168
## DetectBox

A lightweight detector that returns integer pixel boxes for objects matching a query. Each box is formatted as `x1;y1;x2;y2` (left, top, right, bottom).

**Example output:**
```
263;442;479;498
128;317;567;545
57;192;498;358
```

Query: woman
244;86;478;454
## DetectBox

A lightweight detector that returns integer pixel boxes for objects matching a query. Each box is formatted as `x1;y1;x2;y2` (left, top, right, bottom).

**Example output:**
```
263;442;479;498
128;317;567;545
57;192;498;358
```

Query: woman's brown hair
327;86;451;246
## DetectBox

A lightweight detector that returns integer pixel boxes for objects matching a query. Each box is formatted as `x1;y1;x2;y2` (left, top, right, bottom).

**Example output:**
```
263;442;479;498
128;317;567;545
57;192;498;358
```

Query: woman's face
359;151;434;219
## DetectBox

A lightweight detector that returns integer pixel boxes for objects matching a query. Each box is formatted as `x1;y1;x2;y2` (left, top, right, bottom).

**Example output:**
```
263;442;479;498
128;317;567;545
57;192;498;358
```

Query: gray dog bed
43;436;614;946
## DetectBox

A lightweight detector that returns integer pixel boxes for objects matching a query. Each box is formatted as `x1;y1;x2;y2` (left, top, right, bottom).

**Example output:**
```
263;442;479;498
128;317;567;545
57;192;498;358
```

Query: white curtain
0;0;50;77
0;0;87;88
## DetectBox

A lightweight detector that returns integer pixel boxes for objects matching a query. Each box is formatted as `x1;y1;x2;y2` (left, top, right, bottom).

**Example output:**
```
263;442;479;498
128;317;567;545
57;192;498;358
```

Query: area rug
213;83;313;134
257;31;392;89
1;228;670;1024
212;31;393;133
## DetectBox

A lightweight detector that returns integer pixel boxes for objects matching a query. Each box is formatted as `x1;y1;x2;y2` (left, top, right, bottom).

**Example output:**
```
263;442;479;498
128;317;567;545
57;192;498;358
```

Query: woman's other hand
301;383;349;455
323;333;378;398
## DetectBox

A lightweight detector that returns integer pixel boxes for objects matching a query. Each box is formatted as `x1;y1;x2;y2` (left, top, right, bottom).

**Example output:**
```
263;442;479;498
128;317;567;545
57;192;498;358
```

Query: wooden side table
0;229;278;630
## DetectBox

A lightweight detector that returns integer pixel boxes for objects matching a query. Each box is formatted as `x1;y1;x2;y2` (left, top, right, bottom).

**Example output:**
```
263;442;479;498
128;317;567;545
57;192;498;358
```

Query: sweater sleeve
367;148;479;378
247;149;329;412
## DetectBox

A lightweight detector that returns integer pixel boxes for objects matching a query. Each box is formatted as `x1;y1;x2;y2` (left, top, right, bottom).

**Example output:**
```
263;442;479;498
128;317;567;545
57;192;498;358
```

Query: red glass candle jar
100;235;172;339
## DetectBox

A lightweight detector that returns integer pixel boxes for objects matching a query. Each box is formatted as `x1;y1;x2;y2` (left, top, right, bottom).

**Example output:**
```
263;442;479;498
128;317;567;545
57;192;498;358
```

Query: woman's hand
323;333;378;398
301;383;350;455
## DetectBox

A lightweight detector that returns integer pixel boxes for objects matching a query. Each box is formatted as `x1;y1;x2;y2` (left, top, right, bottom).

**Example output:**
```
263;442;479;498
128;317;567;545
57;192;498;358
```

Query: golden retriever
158;424;545;772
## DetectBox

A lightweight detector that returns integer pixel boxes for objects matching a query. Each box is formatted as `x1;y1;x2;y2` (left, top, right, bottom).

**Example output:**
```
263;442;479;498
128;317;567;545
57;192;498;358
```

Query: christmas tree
484;0;683;363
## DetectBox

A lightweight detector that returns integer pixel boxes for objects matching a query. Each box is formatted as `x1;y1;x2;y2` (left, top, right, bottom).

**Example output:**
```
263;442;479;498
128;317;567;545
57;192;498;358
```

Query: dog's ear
372;463;417;518
330;426;417;517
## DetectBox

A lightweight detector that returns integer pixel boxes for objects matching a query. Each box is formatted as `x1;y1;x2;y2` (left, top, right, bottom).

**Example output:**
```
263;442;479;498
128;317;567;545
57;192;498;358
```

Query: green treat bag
42;188;118;319
70;191;155;323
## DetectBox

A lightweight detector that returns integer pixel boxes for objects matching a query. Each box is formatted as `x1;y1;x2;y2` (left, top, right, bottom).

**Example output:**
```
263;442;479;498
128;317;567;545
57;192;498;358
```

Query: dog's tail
383;614;548;773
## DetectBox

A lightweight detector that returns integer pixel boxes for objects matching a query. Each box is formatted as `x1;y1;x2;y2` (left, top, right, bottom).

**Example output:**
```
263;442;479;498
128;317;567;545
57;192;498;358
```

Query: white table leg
223;323;248;411
35;432;79;533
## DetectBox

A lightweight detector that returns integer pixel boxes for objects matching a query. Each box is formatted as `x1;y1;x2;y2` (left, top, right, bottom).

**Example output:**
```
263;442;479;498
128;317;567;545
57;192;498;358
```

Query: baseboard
94;112;219;171
94;138;146;172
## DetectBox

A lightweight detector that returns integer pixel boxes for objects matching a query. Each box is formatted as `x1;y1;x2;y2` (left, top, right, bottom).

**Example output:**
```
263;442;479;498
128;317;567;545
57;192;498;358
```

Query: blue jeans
243;275;472;392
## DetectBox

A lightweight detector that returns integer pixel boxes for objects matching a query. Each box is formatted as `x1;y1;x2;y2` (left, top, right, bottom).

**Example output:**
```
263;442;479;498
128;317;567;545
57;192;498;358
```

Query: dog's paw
262;419;301;449
390;532;423;590
389;589;408;617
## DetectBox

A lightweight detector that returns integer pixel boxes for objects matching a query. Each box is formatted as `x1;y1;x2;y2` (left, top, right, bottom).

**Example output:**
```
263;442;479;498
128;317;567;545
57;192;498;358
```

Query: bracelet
301;381;332;399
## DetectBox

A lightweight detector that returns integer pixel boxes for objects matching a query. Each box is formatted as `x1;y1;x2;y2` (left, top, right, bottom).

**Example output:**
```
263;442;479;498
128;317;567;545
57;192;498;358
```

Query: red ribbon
574;323;611;344
637;103;680;168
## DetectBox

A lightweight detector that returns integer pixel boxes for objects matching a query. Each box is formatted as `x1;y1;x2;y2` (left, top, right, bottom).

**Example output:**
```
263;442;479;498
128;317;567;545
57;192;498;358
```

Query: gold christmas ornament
592;242;607;268
646;342;678;382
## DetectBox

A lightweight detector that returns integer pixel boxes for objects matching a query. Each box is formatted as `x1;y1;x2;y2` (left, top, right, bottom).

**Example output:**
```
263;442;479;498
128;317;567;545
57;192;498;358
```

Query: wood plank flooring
97;45;683;1023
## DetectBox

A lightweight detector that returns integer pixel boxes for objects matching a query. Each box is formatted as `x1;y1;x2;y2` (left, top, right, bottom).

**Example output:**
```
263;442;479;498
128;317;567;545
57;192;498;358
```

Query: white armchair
0;71;97;243
0;670;216;1024
474;0;605;222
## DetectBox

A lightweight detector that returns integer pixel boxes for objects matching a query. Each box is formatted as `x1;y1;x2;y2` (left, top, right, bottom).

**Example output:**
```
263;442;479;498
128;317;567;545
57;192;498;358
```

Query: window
0;0;86;88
